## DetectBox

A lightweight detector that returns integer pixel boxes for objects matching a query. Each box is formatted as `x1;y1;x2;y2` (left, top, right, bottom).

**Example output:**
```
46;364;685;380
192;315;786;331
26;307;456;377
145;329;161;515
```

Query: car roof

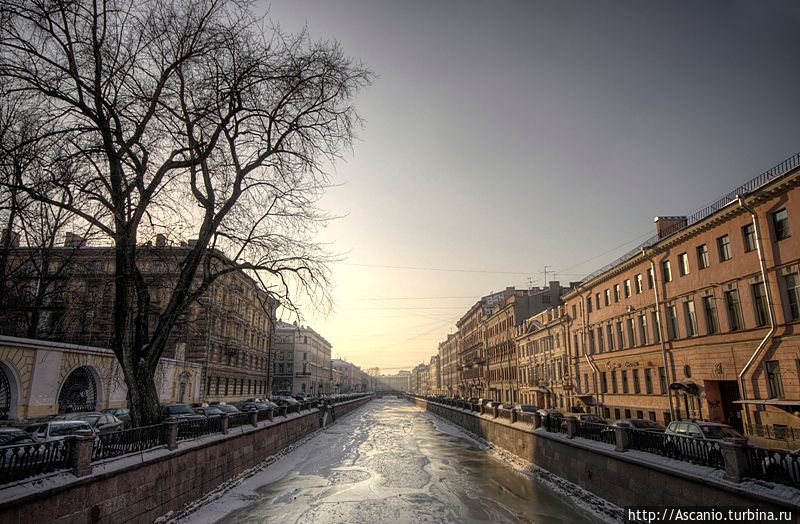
0;427;26;433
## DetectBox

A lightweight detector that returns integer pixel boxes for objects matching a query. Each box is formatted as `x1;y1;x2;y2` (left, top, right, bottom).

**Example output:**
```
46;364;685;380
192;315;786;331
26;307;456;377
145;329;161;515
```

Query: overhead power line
342;262;546;275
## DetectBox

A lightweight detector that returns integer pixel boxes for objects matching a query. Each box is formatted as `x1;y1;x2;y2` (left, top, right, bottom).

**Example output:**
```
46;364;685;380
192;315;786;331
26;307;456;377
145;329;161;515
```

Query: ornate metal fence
92;425;163;461
627;429;667;455
228;412;252;429
576;421;615;445
743;446;800;488
544;415;566;433
0;440;73;483
176;417;224;441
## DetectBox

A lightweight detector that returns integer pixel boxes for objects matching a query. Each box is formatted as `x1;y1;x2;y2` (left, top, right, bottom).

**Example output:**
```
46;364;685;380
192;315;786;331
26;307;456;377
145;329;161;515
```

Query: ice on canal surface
174;397;609;523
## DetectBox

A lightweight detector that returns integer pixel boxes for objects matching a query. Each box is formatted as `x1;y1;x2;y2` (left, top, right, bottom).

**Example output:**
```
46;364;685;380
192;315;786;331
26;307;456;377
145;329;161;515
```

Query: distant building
438;333;459;396
272;321;332;396
375;373;410;392
332;358;368;393
516;307;573;410
0;234;278;408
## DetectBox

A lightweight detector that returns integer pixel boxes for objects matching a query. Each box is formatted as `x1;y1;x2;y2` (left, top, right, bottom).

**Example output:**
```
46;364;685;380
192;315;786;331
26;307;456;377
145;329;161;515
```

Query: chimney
155;233;167;247
63;232;85;248
654;216;687;240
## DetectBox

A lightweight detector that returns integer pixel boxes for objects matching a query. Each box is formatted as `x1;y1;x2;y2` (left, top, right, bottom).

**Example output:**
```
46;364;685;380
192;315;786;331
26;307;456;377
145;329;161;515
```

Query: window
604;289;610;306
588;330;595;354
647;268;655;289
624;279;631;298
622;370;629;393
597;327;604;353
625;409;632;419
611;370;618;393
662;261;672;283
633;369;641;394
614;284;620;302
702;295;719;334
718;235;732;262
587;297;593;313
766;360;784;398
616;320;625;349
666;304;679;340
683;300;698;337
595;293;601;310
601;372;608;394
742;224;756;252
651;309;661;343
785;273;800;321
658;367;668;394
614;408;621;420
635;274;643;294
725;289;744;331
752;283;769;327
626;317;636;347
697;244;709;269
606;324;615;351
638;313;649;346
772;209;790;241
644;368;653;394
678;253;690;276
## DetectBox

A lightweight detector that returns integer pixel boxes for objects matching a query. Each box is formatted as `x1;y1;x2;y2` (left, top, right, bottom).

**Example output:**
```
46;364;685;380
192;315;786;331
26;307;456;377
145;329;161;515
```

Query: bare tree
0;0;372;425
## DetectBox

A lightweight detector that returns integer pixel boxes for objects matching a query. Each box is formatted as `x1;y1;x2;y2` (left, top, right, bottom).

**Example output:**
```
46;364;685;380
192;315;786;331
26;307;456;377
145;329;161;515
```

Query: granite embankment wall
412;397;798;513
0;396;371;524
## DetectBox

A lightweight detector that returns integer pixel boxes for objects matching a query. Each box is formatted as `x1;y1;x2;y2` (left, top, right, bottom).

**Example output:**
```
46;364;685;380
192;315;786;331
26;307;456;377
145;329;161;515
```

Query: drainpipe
580;289;601;414
642;248;675;420
737;196;777;408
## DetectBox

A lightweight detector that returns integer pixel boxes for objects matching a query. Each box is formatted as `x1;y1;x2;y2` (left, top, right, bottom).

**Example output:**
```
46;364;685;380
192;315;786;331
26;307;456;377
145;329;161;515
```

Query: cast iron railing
228;412;252;429
0;439;72;483
743;446;800;489
92;425;163;461
176;417;224;442
576;421;615;445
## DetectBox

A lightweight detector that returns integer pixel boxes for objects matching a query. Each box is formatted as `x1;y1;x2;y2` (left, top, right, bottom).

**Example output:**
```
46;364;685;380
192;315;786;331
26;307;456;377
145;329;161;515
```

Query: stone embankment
0;396;372;523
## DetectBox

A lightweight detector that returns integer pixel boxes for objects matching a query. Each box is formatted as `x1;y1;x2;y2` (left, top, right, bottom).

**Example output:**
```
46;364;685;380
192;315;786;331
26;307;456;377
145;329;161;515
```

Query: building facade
0;234;279;404
563;156;800;448
516;306;573;410
272;321;332;396
0;336;202;421
438;333;460;397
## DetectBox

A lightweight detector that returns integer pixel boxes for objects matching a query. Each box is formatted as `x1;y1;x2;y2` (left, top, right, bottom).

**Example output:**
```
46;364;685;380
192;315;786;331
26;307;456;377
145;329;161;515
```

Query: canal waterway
182;397;603;523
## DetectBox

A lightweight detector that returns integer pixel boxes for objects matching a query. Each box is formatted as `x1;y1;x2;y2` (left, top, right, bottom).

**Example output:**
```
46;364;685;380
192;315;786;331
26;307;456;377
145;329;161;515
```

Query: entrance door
719;381;743;433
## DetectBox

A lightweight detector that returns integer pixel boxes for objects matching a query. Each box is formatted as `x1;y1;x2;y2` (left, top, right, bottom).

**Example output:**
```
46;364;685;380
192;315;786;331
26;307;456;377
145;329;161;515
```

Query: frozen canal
180;397;602;523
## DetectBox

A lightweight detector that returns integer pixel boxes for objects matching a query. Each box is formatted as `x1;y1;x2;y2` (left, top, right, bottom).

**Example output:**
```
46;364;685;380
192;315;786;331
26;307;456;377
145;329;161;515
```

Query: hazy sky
262;1;800;372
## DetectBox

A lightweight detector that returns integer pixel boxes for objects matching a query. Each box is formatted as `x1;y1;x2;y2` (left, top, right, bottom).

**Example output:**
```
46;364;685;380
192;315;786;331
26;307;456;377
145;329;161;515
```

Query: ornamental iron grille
58;366;97;413
0;368;10;420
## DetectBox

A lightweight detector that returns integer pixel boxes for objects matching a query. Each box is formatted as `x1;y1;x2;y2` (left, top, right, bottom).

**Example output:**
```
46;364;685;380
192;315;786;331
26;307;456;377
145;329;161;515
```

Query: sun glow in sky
263;0;800;372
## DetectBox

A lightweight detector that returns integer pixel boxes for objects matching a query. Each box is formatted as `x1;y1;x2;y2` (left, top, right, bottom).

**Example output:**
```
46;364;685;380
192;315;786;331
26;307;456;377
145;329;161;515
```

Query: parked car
272;396;300;407
0;428;37;446
574;414;607;425
193;406;225;418
242;401;278;412
25;420;94;442
210;403;240;414
513;404;538;413
663;421;743;467
609;418;665;432
665;420;745;440
101;407;131;425
54;412;124;433
161;403;205;421
536;408;564;419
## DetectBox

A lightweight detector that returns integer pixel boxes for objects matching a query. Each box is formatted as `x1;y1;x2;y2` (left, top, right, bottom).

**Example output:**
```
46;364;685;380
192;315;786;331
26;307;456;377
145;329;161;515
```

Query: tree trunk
127;363;162;427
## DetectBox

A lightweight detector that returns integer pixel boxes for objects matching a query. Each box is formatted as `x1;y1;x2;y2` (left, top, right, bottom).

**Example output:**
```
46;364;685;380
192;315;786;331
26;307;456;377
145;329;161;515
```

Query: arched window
0;367;11;420
58;366;97;413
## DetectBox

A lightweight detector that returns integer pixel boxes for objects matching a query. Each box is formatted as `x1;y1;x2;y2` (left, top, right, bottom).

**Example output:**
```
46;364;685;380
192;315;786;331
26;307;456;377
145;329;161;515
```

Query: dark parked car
0;428;37;446
193;406;225;418
55;412;125;433
513;404;538;413
242;401;278;412
272;396;300;407
101;407;131;425
161;403;205;421
610;418;665;432
211;403;240;414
